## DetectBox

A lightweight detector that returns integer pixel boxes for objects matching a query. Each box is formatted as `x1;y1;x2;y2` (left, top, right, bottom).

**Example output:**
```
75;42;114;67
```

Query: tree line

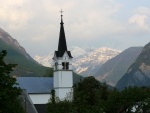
0;50;150;113
47;77;150;113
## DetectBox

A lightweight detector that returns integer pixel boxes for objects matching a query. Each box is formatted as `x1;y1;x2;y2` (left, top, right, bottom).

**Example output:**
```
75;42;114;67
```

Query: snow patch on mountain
72;47;121;76
34;47;121;76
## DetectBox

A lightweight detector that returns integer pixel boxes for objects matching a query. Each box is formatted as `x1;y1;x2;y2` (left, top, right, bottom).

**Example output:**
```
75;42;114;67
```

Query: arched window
62;62;69;70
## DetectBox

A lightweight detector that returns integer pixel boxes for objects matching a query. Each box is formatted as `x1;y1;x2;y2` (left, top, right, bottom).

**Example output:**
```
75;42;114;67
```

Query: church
17;12;73;113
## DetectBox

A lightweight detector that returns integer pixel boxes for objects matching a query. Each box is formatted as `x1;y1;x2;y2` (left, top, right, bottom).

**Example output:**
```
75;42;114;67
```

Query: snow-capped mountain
73;47;121;76
34;53;54;67
34;46;95;67
34;47;121;77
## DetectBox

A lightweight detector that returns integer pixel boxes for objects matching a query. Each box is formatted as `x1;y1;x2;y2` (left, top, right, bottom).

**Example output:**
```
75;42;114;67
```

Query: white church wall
54;70;73;100
60;71;73;87
54;72;59;86
57;64;63;70
29;94;51;104
54;71;73;88
55;88;73;101
69;65;72;69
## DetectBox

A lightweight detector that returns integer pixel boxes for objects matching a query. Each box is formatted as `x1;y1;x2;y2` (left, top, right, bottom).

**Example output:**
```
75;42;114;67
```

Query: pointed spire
53;10;73;58
60;9;64;24
58;9;68;56
60;15;64;24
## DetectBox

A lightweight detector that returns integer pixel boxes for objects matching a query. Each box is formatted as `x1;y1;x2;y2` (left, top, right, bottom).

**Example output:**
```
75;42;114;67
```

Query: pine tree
0;50;24;113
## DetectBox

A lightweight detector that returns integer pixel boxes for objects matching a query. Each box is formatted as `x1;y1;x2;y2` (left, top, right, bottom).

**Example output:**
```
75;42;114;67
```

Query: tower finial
60;9;63;16
60;9;64;24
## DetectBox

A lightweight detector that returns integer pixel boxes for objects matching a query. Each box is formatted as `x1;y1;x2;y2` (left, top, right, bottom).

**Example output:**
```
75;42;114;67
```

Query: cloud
0;0;31;30
0;0;150;56
135;7;150;15
128;7;150;30
0;0;123;40
0;0;126;56
129;14;148;29
62;0;122;39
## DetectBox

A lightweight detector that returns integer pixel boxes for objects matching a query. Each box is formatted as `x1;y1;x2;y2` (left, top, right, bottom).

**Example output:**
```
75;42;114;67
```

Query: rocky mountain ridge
0;27;52;77
94;47;143;86
0;28;32;60
116;42;150;90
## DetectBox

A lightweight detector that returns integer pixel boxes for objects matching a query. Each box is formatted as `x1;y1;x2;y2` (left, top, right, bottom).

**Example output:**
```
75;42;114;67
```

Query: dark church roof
54;14;73;58
16;77;53;94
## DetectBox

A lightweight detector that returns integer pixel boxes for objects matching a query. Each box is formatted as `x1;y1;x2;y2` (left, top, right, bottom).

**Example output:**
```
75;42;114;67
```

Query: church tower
53;11;73;100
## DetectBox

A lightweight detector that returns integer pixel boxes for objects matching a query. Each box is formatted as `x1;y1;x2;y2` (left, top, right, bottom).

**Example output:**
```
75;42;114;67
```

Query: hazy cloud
129;14;148;29
129;7;150;30
0;0;150;56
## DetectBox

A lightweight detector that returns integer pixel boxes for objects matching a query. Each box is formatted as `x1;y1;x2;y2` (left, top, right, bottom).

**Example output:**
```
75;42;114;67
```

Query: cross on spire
60;9;63;15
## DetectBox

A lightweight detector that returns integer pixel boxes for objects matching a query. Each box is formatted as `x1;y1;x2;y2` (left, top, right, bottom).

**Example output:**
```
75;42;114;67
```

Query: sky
0;0;150;57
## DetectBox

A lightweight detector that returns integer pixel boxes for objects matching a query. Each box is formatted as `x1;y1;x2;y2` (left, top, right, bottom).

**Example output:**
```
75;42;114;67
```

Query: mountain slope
94;47;142;86
0;28;52;77
116;42;150;90
35;47;120;77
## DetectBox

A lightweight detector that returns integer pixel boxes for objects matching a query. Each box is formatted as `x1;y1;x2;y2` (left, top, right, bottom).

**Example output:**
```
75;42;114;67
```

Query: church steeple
54;10;72;58
53;10;73;100
58;10;68;55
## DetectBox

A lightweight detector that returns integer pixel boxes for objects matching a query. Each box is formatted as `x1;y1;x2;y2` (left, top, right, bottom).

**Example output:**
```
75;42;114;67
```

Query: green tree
47;89;73;113
44;68;53;77
73;76;107;113
0;50;24;113
106;87;150;113
47;76;107;113
47;76;150;113
47;100;73;113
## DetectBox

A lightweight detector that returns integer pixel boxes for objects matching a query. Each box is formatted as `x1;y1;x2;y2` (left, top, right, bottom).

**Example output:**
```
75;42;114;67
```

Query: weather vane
60;9;63;15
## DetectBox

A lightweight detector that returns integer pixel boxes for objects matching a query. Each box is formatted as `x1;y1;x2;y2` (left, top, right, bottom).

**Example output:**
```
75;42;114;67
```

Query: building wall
53;52;73;71
54;71;73;100
55;88;73;100
29;94;51;104
54;71;73;87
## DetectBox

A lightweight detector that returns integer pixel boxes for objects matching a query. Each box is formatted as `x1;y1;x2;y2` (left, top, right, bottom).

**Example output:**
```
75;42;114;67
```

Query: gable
62;51;70;60
54;51;73;58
